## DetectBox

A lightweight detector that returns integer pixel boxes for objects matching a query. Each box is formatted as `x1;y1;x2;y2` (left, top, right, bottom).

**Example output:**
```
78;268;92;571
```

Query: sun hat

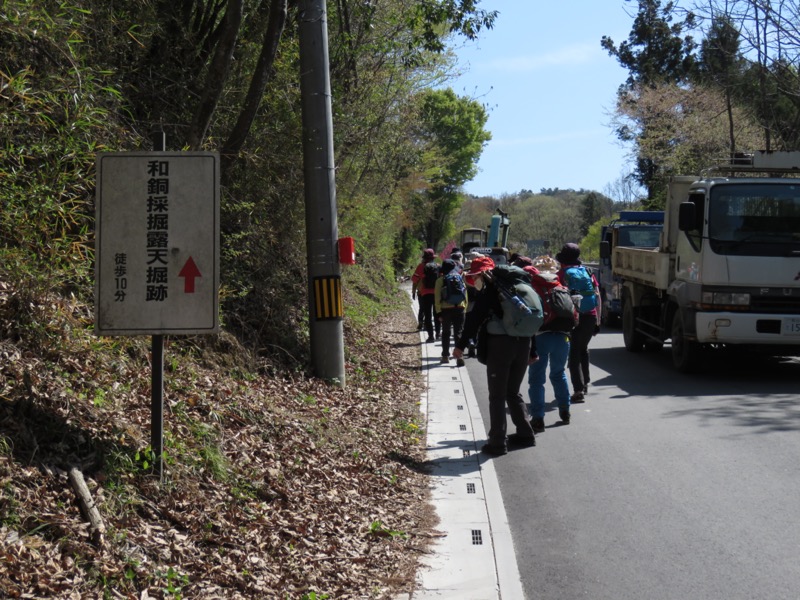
513;255;534;268
464;255;495;277
422;248;435;261
555;243;581;266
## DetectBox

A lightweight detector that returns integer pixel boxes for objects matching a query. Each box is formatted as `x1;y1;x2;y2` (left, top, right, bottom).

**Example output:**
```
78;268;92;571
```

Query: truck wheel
671;310;702;372
622;297;644;352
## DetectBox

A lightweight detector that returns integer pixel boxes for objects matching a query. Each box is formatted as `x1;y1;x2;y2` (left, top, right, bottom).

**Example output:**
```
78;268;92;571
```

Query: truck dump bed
612;246;671;289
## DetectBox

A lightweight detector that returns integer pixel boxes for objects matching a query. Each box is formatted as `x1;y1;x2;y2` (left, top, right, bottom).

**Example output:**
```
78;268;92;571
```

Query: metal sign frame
95;152;220;336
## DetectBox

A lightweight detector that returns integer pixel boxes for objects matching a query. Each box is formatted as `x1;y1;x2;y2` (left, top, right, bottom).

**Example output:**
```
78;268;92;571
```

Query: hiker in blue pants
527;331;571;431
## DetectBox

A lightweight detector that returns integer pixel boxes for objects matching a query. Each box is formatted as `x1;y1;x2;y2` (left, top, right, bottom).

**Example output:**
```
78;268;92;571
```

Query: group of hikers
411;243;601;456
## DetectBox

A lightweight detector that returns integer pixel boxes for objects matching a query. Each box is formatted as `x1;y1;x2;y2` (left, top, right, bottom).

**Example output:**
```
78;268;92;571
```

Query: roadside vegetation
0;0;492;597
4;0;800;597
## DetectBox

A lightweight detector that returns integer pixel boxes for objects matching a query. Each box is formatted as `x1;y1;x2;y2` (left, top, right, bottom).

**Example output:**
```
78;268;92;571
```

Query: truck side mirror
678;202;696;231
599;240;611;259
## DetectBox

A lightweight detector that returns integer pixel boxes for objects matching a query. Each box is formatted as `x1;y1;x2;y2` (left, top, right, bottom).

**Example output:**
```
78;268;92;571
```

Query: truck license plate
783;317;800;336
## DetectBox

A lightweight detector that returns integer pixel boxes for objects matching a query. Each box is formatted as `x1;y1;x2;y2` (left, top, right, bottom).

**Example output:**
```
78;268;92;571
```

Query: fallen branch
67;466;105;534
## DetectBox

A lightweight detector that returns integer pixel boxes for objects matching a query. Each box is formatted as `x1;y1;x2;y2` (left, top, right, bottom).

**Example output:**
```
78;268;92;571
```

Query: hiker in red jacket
411;248;440;343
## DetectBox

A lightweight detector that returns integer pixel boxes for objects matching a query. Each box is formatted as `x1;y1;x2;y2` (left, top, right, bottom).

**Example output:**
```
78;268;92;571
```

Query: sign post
95;148;220;479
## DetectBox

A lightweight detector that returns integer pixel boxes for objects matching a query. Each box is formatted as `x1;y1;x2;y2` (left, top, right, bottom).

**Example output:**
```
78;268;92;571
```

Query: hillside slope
0;279;434;599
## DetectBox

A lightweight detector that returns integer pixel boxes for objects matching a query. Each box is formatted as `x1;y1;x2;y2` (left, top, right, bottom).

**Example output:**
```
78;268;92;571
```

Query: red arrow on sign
178;257;202;293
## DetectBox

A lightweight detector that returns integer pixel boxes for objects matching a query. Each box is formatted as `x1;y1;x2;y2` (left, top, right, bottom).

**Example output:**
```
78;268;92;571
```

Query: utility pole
298;0;346;386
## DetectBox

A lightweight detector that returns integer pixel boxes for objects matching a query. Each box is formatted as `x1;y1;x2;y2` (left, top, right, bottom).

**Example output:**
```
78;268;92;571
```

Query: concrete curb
400;291;525;599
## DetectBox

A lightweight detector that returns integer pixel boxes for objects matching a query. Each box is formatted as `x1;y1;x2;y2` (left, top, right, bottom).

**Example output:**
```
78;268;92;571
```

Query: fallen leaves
0;286;435;598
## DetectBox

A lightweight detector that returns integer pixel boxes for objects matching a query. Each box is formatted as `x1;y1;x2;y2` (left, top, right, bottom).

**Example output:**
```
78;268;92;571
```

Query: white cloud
482;43;599;72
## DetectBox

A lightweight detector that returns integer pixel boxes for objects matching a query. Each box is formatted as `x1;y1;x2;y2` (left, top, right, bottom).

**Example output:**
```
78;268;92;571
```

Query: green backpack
485;265;544;337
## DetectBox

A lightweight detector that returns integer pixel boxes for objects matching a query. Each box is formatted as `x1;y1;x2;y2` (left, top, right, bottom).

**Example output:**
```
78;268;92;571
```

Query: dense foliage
0;1;496;597
603;0;800;207
0;0;493;365
451;189;620;263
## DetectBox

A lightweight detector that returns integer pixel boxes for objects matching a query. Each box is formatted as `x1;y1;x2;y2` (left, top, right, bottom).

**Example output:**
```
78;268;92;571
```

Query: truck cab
612;151;800;372
598;210;664;325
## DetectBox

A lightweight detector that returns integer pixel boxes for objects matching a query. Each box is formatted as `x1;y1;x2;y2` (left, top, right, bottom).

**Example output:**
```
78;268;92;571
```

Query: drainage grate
462;449;471;458
454;388;460;394
459;424;467;431
471;529;483;545
457;404;464;411
466;482;476;494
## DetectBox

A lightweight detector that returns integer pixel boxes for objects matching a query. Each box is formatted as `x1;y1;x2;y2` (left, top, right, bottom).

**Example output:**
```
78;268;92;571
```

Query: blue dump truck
598;210;664;326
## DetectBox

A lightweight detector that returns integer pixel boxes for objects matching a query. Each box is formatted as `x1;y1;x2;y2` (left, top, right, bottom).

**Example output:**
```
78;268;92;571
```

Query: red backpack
528;271;578;327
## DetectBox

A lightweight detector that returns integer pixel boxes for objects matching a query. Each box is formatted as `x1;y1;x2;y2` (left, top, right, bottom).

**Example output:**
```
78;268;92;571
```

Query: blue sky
449;1;637;197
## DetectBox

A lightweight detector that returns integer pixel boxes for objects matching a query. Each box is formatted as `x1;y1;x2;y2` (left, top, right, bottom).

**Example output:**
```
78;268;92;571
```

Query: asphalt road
465;328;800;600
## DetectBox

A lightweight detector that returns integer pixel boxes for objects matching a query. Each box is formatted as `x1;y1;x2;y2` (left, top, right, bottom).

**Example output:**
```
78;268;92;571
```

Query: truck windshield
708;183;800;255
617;226;661;247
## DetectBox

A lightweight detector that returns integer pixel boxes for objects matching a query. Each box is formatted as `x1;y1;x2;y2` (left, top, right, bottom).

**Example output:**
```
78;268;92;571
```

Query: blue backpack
441;271;467;305
564;266;597;313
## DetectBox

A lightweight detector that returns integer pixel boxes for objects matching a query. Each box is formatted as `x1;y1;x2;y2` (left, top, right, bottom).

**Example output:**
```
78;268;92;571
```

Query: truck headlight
701;291;750;307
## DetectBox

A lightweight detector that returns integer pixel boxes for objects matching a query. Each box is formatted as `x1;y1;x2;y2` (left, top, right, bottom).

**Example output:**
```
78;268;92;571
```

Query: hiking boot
440;355;450;364
559;409;571;424
570;391;585;403
480;443;507;456
531;418;545;434
456;357;465;367
507;433;536;448
426;336;435;343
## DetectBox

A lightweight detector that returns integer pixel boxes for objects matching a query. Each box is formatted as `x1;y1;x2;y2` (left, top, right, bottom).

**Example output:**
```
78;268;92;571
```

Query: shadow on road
589;334;800;433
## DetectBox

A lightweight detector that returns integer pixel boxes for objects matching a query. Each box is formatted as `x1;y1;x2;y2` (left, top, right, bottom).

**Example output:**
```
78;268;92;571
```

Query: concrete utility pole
298;0;346;386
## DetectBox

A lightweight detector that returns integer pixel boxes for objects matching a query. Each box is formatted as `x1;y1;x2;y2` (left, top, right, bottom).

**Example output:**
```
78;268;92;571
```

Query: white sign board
95;152;220;335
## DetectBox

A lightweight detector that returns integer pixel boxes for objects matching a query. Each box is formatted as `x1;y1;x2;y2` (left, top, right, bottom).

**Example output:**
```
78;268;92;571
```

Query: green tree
602;0;697;198
413;88;491;250
697;14;745;155
581;192;613;236
601;0;696;88
609;80;763;208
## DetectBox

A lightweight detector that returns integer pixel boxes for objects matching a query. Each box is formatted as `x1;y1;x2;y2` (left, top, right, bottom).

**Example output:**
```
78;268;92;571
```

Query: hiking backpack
441;270;467;305
486;265;544;337
422;261;440;289
529;271;578;327
563;266;598;313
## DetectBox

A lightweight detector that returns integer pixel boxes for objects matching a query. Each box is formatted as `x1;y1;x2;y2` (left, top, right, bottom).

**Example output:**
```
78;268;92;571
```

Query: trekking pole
483;272;532;315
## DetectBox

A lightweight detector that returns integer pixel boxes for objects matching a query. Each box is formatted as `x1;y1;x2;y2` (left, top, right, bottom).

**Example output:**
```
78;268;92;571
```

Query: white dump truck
603;152;800;372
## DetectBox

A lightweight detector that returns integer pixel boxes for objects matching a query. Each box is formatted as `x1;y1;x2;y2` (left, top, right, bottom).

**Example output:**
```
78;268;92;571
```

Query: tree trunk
187;0;244;150
222;0;289;163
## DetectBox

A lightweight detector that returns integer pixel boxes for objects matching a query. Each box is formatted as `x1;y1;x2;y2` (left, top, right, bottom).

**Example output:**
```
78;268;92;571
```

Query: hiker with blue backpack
556;243;601;403
434;259;468;366
518;259;578;431
452;256;542;456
